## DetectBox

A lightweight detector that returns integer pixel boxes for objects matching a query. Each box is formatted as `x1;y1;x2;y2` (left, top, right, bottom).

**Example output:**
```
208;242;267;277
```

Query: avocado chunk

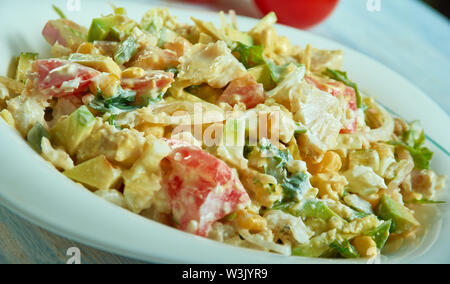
50;106;95;155
158;27;178;47
16;52;38;83
292;244;330;258
88;16;117;42
68;53;122;77
64;155;121;190
366;220;392;250
376;195;419;235
113;36;137;65
248;64;276;90
329;239;360;258
27;122;50;153
87;15;136;42
292;199;340;221
292;231;335;257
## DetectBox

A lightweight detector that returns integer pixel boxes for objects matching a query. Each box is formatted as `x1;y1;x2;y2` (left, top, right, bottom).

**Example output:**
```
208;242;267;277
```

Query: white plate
0;0;449;264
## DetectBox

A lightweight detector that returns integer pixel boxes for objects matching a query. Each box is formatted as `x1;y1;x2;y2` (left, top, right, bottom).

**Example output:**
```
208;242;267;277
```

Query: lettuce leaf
390;141;433;170
232;42;265;69
245;138;309;202
322;68;362;108
402;120;425;148
389;121;433;170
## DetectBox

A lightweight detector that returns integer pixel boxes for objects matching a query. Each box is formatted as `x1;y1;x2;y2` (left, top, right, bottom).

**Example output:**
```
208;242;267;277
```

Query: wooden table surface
0;0;449;264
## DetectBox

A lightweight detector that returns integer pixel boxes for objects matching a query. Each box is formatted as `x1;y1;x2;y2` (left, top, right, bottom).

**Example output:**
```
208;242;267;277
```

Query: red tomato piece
121;71;174;93
162;145;250;236
254;0;339;29
328;81;357;133
131;47;179;70
328;81;357;111
42;19;87;51
31;59;100;97
218;76;266;109
305;77;357;133
304;76;327;91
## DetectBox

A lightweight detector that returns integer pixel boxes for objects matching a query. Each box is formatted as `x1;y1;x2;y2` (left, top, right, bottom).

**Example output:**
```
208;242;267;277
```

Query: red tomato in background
254;0;339;29
183;0;214;3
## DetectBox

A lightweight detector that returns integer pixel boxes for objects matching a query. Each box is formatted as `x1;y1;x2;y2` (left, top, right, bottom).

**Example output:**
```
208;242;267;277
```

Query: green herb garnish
322;68;362;108
52;5;67;19
89;86;139;115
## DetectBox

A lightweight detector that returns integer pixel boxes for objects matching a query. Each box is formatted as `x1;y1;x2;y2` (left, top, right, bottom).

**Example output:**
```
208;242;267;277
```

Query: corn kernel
236;210;267;233
0;109;15;128
89;73;120;98
138;124;165;138
121;67;146;79
77;42;101;55
311;151;342;174
351;236;378;258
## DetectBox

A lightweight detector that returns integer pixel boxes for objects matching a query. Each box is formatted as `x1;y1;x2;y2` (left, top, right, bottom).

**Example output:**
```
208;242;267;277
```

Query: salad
0;6;447;259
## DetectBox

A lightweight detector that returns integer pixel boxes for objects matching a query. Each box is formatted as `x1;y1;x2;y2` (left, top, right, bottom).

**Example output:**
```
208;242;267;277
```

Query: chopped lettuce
392;142;433;170
281;172;309;202
390;120;433;170
232;42;265;69
403;120;425;148
245;138;309;202
322;68;362;108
